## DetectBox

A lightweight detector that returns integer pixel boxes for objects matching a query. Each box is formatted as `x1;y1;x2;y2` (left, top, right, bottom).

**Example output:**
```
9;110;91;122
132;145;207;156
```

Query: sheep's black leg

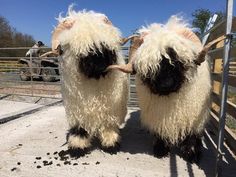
153;135;170;158
101;142;121;154
179;134;202;163
66;126;91;158
99;128;121;154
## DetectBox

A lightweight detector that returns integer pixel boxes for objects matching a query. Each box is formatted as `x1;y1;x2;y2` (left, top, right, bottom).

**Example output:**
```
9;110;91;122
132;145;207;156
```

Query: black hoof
180;145;201;163
67;147;89;159
179;134;202;163
101;142;120;154
153;137;170;158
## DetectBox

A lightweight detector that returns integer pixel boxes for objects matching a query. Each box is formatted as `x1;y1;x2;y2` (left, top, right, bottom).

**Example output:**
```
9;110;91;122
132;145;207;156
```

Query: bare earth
0;104;235;177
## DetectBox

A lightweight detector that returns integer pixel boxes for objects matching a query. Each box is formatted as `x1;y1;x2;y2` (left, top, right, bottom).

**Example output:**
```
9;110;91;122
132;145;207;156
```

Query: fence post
30;51;33;96
215;0;234;176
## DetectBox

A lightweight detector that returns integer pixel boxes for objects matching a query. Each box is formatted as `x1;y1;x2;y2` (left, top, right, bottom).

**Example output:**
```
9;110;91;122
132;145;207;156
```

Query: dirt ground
0;104;236;177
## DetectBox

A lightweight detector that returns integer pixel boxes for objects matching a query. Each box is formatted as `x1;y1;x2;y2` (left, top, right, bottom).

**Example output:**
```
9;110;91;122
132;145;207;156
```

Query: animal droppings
82;162;89;165
64;161;71;165
11;167;17;171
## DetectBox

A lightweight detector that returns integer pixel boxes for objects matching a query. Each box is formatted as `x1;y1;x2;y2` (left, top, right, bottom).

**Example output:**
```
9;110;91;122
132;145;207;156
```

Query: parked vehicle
18;52;60;82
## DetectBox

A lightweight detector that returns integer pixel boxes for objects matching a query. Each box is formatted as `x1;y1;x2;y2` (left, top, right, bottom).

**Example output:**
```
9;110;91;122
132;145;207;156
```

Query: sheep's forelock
134;16;202;79
56;6;122;57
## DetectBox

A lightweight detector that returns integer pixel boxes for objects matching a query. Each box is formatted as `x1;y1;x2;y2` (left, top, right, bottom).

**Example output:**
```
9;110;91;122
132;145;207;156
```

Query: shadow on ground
119;110;236;177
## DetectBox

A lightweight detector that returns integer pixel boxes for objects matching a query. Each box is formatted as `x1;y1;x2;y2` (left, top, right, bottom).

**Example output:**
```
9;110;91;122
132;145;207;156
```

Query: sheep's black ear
166;48;178;61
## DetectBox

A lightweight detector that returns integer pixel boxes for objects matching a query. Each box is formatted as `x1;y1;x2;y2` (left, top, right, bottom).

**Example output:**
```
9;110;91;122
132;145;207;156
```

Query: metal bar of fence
0;80;62;85
202;19;227;38
208;46;236;59
30;52;33;96
0;92;61;99
0;57;58;59
0;66;59;69
202;14;219;45
0;65;59;69
0;46;129;50
0;42;128;100
212;91;236;119
212;72;236;87
204;129;218;150
215;0;234;176
0;73;61;78
0;47;51;50
0;85;61;92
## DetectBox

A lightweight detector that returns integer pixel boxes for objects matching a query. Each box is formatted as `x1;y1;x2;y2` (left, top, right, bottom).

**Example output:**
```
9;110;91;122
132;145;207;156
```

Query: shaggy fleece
135;16;211;144
57;7;128;136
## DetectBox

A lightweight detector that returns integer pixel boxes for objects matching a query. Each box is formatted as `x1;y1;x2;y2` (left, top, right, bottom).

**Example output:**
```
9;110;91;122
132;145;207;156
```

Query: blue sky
0;0;234;46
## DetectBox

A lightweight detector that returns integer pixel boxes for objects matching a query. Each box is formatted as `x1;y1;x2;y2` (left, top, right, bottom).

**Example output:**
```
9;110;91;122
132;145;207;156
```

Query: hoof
153;137;170;158
67;147;88;158
57;148;88;160
180;144;201;163
101;142;120;154
179;134;202;163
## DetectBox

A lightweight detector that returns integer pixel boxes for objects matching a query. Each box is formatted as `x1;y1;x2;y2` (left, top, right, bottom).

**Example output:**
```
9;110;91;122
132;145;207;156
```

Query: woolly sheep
54;7;128;155
108;16;216;162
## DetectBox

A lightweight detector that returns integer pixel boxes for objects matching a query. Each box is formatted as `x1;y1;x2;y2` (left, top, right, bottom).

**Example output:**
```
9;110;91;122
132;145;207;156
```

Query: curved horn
106;63;134;74
39;51;59;58
120;34;139;46
194;35;226;65
128;35;144;62
51;19;75;52
108;34;143;74
108;34;145;74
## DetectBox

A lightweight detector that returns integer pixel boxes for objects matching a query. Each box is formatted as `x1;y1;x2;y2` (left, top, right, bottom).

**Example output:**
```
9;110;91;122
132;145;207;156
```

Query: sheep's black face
78;44;117;79
141;48;186;95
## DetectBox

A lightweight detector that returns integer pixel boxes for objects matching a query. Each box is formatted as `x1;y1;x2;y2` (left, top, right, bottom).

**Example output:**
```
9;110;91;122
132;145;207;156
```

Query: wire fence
0;46;131;100
0;47;61;98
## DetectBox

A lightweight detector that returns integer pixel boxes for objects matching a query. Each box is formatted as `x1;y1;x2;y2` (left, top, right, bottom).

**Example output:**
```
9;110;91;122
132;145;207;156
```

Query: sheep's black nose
159;78;174;88
141;57;186;95
78;44;117;79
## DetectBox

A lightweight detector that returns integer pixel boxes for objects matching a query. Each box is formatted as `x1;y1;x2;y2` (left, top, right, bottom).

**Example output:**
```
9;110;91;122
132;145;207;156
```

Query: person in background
25;41;44;57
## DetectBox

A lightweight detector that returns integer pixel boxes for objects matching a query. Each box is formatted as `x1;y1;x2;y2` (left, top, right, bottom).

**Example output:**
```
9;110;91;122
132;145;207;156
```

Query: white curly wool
57;9;128;136
57;7;121;57
135;16;211;144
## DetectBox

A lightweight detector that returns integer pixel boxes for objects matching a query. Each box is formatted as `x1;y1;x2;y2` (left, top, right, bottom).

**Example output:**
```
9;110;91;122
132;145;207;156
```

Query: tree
0;16;13;48
0;15;36;57
192;9;225;38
